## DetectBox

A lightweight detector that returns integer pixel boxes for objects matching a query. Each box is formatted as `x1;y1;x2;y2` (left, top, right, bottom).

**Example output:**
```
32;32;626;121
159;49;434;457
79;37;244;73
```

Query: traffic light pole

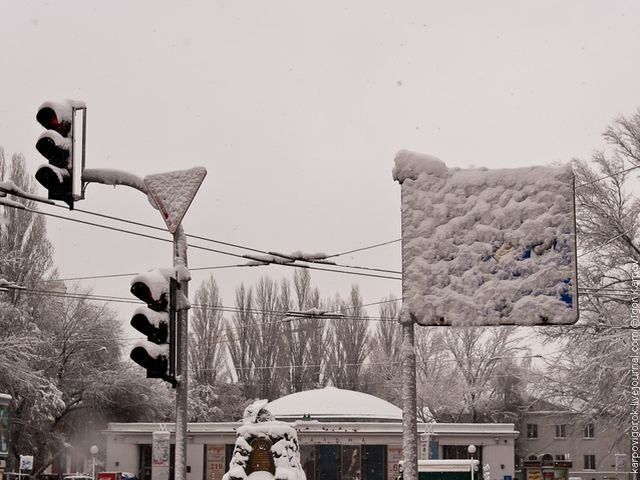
82;168;189;480
173;227;188;480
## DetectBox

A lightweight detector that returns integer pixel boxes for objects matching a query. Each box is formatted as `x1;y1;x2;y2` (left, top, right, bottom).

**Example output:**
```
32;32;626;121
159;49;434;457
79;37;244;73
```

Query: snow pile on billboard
393;150;578;326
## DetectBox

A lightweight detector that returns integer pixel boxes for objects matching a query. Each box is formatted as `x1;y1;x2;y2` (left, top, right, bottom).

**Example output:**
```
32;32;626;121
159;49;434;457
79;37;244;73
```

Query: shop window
361;445;386;480
140;444;174;480
554;424;566;438
316;445;341;480
225;444;236;473
300;445;315;480
584;423;594;438
341;446;360;480
583;455;596;470
526;424;538;439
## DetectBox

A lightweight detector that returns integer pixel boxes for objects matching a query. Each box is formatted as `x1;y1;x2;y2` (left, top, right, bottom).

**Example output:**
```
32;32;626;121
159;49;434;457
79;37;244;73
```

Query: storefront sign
207;445;226;480
526;469;542;480
387;446;403;480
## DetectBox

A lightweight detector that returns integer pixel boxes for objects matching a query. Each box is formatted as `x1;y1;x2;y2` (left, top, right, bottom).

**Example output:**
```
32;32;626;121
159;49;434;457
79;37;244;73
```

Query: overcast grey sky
1;1;639;338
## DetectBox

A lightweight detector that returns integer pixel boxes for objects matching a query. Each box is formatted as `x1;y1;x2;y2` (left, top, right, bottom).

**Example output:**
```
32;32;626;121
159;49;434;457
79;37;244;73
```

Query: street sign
20;455;33;471
394;150;578;326
144;167;207;234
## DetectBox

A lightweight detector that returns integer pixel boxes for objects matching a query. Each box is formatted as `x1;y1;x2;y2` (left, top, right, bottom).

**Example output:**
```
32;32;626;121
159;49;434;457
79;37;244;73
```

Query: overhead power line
325;238;402;258
18;286;398;322
575;164;640;188
1;201;401;282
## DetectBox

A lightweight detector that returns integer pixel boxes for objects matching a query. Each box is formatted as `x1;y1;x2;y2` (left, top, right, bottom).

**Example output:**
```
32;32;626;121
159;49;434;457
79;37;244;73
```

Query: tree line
0;108;638;472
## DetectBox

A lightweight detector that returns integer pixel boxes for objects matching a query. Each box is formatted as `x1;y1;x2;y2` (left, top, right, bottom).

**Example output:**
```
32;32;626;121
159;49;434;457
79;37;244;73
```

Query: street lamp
90;445;99;480
468;445;477;480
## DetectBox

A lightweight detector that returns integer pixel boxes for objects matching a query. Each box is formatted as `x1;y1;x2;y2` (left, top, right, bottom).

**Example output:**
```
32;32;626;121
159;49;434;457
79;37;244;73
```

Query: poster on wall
0;402;9;458
526;470;542;480
207;445;226;480
387;446;403;480
152;431;171;480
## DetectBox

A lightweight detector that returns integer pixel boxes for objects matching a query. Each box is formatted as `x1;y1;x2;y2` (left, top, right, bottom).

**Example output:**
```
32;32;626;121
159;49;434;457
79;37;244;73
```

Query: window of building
554;424;566;438
555;454;566;461
584;455;596;470
140;444;174;480
361;445;386;480
584;423;595;438
526;424;538;439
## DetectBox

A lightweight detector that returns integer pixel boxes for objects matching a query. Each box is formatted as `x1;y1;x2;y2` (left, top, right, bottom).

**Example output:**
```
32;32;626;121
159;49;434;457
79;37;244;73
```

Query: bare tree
0;150;55;307
415;326;527;423
366;296;402;404
325;286;371;390
190;276;227;385
281;269;324;393
252;276;286;399
226;284;258;398
536;109;640;435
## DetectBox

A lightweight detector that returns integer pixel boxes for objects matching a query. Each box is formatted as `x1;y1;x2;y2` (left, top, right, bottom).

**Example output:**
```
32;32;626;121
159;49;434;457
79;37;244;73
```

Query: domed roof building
103;388;517;480
267;386;402;423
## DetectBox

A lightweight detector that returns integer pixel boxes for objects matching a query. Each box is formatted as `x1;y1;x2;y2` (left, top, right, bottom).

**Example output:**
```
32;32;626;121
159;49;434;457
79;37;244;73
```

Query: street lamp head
90;445;99;455
467;445;477;455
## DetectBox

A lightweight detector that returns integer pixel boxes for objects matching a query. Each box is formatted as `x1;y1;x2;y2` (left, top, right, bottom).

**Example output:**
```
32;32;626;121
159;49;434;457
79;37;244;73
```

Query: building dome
266;386;402;422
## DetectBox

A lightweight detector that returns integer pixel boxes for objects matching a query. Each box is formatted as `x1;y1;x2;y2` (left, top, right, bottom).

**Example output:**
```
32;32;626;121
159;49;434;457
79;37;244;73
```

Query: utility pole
173;227;189;480
31;102;205;480
82;167;205;480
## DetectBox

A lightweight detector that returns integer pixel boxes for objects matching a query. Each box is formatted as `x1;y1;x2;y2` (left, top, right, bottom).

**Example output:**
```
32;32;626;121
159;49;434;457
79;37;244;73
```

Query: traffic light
129;269;176;386
34;100;86;209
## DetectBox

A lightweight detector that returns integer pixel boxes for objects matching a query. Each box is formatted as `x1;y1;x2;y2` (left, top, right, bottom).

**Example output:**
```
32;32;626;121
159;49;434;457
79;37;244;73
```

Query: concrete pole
81;170;191;480
401;321;418;480
173;226;189;480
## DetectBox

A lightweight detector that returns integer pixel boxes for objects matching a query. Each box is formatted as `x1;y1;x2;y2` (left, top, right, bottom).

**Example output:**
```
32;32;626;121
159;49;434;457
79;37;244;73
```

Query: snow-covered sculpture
223;400;306;480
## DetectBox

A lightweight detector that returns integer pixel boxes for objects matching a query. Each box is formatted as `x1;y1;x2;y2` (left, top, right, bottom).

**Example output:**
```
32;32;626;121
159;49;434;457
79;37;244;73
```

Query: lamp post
90;445;99;480
468;445;477;480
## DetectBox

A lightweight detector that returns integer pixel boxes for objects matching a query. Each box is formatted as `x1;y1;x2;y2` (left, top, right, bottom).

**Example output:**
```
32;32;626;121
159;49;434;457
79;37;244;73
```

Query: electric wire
46;202;401;274
575;164;640;188
2;202;401;281
325;239;402;258
17;286;398;322
51;264;256;282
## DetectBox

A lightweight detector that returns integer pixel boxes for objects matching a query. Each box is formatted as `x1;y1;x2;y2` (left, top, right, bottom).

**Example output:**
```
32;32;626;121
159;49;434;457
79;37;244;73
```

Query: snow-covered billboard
393;150;578;326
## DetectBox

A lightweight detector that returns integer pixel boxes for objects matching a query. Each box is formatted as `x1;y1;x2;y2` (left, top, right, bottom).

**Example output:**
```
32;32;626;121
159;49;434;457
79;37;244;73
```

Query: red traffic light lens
36;107;71;136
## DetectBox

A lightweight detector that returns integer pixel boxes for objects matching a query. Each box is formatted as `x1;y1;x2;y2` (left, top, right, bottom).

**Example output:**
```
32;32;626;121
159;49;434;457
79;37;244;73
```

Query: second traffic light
130;269;177;386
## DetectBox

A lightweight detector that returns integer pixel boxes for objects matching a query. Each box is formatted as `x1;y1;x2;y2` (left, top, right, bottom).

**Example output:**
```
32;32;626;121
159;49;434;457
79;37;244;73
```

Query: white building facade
103;387;518;480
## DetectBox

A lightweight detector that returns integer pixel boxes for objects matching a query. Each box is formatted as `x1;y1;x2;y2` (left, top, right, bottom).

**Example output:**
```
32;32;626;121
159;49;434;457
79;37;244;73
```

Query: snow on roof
267;386;402;421
394;149;578;326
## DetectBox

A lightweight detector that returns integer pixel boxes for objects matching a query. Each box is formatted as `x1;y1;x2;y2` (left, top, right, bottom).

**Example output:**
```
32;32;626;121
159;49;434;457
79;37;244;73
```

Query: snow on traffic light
34;100;86;209
129;268;176;386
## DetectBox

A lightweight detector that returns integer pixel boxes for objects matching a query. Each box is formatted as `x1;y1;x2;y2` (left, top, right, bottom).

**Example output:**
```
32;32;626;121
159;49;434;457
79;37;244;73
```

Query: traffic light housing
34;100;86;209
130;269;176;386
